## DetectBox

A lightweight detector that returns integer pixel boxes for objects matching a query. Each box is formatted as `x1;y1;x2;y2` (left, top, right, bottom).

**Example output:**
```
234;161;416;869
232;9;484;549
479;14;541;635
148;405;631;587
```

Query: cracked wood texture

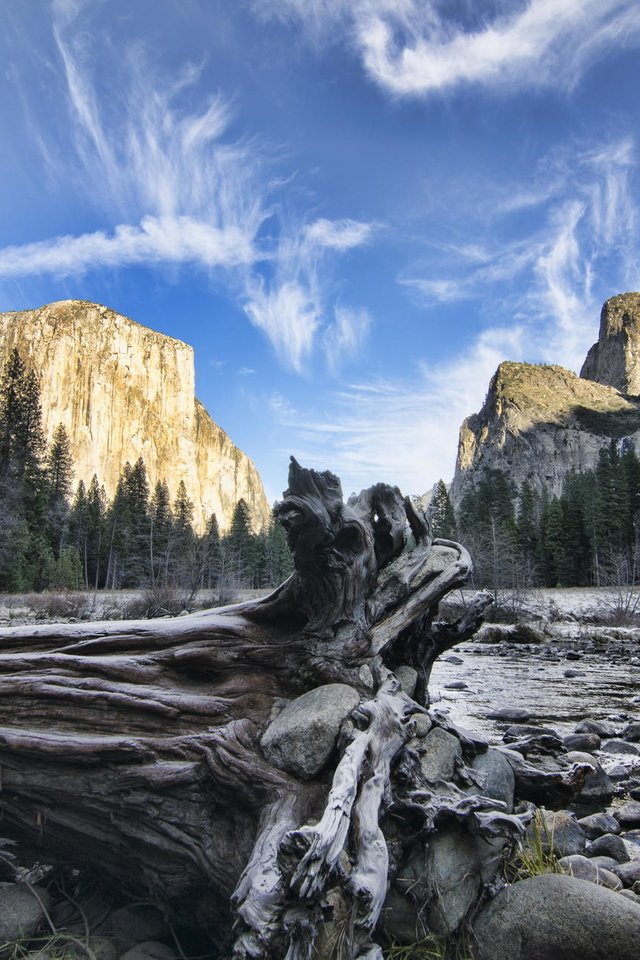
0;458;496;959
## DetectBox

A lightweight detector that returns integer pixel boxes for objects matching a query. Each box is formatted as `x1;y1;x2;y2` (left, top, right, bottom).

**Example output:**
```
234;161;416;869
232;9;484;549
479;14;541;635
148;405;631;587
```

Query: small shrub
504;810;563;883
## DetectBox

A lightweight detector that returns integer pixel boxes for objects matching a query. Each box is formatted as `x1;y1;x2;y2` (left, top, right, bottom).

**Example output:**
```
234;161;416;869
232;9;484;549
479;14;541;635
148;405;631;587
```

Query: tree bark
0;458;517;958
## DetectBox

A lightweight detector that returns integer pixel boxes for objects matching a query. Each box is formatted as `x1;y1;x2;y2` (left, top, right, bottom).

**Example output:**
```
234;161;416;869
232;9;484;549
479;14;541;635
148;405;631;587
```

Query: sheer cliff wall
0;300;271;532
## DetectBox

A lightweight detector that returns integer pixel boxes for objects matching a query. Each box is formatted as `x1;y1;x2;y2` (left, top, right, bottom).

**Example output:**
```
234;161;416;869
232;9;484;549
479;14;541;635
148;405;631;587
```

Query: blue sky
1;0;639;505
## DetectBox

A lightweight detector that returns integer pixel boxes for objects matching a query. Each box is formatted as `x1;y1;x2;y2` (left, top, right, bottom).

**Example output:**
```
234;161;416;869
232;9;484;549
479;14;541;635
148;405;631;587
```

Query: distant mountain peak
450;293;640;509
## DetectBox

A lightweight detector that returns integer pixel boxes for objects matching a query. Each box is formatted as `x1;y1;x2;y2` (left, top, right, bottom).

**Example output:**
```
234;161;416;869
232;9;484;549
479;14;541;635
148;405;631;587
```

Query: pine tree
226;498;257;588
0;349;47;589
150;480;173;586
170;481;196;590
45;423;74;555
430;480;457;540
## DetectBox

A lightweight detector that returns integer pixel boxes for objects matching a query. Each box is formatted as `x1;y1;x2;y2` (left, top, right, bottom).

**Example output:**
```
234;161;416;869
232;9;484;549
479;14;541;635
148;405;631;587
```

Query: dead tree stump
0;458;523;959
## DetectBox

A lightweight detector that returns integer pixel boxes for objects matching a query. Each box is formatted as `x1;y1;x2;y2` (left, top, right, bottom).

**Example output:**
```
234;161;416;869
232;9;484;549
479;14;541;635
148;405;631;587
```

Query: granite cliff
450;293;640;509
0;300;271;532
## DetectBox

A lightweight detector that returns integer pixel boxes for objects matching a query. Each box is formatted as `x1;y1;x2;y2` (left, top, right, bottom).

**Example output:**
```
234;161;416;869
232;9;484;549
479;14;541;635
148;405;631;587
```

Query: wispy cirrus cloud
255;0;640;97
271;323;526;495
403;136;638;371
243;217;375;372
0;3;376;373
0;6;266;278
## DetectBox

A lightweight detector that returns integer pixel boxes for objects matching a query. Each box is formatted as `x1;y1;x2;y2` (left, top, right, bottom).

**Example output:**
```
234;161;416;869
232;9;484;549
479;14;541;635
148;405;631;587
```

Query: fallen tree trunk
0;458;521;958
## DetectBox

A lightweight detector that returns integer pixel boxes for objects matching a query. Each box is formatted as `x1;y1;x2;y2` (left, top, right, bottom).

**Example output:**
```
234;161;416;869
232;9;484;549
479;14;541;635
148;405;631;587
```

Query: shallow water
430;644;640;742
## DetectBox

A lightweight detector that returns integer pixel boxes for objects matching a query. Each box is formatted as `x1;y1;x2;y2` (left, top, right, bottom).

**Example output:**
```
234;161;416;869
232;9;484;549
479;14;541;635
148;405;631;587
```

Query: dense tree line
0;348;293;596
441;441;640;592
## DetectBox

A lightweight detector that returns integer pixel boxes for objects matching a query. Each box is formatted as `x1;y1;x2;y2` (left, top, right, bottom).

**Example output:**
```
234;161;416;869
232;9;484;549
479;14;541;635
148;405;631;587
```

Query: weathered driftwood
0;458;517;958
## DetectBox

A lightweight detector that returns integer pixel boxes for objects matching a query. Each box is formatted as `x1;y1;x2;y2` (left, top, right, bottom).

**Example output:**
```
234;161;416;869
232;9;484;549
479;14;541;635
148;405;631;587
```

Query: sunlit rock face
0;300;271;532
450;293;640;509
581;292;640;395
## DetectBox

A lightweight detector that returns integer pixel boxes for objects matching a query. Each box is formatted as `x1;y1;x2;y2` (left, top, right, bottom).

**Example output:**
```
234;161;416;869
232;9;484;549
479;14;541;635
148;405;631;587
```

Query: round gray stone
416;726;462;782
558;854;622;890
0;883;51;943
587;832;629;863
616;800;640;828
577;812;621;838
528;809;587;858
622;721;640;742
601;739;640;756
469;747;515;811
613;859;640;887
260;683;360;780
472;874;640;960
575;718;618;738
120;943;176;960
487;707;532;722
563;733;601;753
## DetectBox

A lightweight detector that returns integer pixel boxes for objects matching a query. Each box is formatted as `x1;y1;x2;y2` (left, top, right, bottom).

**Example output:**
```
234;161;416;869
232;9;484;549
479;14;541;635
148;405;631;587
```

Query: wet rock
394;664;417;697
566;751;615;803
260;683;360;780
468;746;515;811
411;713;432;738
613;860;640;887
0;883;51;944
576;718;618;738
397;828;506;938
566;651;582;660
558;854;622;890
578;812;621;838
620;889;640;904
442;680;468;690
472;874;640;960
615;800;640;828
601;739;640;756
109;905;170;952
563;733;601;752
507;733;564;756
587;833;629;862
528;809;586;858
622;721;640;742
443;654;463;664
564;669;585;678
416;726;462;782
501;750;590;807
588;855;621;872
486;707;532;722
605;761;630;780
503;724;560;741
119;944;176;960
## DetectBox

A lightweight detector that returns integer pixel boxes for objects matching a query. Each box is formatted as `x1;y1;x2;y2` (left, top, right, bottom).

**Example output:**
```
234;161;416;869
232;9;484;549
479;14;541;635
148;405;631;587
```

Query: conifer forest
0;349;293;598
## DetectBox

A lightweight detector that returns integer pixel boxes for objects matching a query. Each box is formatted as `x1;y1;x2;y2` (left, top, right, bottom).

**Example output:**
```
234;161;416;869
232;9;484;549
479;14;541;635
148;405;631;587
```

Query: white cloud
323;305;372;373
271;323;526;496
257;0;640;97
304;218;374;251
2;4;376;375
244;279;321;373
404;136;638;371
243;216;374;371
0;216;257;279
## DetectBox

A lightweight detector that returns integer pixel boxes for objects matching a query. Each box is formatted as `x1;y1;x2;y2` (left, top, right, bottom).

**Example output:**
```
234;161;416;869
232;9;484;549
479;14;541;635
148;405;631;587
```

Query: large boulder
260;683;360;779
0;883;51;943
393;827;506;939
472;874;640;960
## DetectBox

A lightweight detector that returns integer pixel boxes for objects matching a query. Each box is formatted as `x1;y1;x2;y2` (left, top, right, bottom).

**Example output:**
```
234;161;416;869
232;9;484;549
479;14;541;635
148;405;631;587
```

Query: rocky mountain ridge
0;300;271;532
450;292;640;509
